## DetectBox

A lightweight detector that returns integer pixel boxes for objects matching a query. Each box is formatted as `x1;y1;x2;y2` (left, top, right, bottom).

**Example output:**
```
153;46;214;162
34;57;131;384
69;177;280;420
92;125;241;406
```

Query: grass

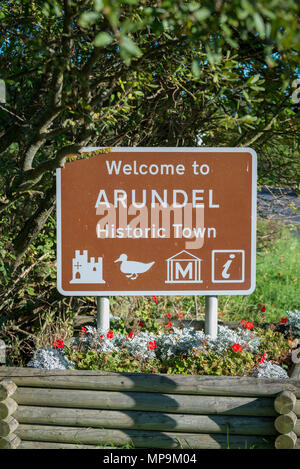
218;220;300;322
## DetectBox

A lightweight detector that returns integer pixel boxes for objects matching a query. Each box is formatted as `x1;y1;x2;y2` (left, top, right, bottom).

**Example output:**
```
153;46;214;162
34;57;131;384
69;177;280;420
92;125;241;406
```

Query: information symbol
222;254;236;279
212;250;245;283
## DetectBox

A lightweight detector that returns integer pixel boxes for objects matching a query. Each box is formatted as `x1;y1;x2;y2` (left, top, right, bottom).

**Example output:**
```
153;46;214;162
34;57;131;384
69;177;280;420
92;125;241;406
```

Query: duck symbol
114;254;155;280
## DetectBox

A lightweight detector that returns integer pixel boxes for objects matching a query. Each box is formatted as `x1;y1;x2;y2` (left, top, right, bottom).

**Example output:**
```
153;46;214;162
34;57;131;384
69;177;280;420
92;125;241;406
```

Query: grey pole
96;296;110;332
205;296;218;339
0;339;6;365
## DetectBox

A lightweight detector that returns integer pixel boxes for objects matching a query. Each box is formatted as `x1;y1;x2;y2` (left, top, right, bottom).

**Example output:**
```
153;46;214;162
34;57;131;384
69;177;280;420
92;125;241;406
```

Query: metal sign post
96;296;110;332
205;296;218;339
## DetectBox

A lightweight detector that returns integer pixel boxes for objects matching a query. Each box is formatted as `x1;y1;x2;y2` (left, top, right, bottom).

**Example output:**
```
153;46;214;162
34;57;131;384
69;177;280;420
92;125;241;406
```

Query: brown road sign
56;147;256;296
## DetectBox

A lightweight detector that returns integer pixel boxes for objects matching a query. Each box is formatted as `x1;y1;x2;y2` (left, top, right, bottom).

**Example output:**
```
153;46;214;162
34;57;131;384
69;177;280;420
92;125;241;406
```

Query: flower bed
25;310;300;379
1;310;300;450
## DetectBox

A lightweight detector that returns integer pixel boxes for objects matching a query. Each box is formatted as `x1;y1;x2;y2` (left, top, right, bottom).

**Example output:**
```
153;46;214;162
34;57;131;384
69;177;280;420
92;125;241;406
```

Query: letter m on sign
175;261;193;280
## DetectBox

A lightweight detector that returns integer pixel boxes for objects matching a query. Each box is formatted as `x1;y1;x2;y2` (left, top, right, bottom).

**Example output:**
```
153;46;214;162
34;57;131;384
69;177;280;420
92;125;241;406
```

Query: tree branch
12;184;56;270
21;0;75;172
16;143;84;192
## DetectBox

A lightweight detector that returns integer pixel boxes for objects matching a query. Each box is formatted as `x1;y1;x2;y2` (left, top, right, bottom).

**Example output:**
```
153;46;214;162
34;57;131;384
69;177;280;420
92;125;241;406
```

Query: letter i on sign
222;254;235;279
212;250;245;283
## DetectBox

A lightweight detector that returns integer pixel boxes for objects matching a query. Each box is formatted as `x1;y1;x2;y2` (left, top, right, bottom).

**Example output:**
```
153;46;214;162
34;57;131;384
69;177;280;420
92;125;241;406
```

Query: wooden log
296;400;300;417
14;406;277;435
16;424;274;449
1;367;299;397
290;364;300;380
274;412;297;434
275;431;297;449
274;391;297;414
18;441;117;449
0;416;19;437
0;433;21;449
13;387;277;417
0;379;17;400
0;397;18;419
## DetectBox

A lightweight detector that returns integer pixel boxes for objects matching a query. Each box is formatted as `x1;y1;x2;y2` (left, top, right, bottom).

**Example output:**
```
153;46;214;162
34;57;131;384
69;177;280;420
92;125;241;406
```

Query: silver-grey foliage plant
27;347;75;370
286;310;300;338
251;361;289;379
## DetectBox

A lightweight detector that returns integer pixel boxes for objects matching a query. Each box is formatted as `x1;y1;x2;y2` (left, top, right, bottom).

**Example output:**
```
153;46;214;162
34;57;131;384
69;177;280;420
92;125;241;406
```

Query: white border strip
57;147;257;296
211;250;245;283
56;168;62;295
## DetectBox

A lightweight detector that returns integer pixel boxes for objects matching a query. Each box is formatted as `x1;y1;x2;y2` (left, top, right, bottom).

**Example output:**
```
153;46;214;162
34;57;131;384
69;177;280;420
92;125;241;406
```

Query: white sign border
56;147;257;296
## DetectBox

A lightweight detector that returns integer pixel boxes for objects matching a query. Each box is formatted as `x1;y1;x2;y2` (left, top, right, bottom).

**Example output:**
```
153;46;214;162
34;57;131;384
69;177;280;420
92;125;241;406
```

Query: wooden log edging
291;348;300;380
18;441;117;449
0;379;20;449
14;405;277;435
0;368;299;449
1;367;300;397
12;387;278;416
274;391;299;449
16;424;275;449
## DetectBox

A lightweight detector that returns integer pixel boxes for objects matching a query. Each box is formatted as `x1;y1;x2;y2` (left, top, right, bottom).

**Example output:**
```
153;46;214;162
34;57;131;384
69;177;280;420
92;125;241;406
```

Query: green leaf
78;11;99;28
236;7;249;20
94;32;113;47
242;89;251;102
94;0;104;11
120;36;142;58
253;12;265;37
240;114;258;123
241;0;254;14
192;59;200;78
194;7;210;22
247;74;260;85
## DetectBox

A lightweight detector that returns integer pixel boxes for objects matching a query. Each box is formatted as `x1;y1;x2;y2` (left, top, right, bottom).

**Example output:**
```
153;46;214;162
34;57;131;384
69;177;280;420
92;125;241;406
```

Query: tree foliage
0;1;299;345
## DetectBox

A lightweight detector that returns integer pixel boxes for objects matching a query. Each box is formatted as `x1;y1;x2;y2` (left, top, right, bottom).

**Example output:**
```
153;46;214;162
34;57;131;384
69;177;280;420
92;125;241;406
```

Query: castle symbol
69;250;105;284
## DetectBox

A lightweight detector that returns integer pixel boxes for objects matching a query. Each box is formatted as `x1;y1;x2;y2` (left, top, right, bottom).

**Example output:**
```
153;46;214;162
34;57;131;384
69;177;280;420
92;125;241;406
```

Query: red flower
238;320;253;329
232;343;243;353
280;317;288;325
261;305;266;313
138;320;144;327
52;339;64;349
81;327;87;334
128;331;134;339
99;335;104;339
259;352;266;364
167;321;172;328
243;321;253;330
178;313;183;319
106;330;114;339
148;340;157;350
167;313;171;319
